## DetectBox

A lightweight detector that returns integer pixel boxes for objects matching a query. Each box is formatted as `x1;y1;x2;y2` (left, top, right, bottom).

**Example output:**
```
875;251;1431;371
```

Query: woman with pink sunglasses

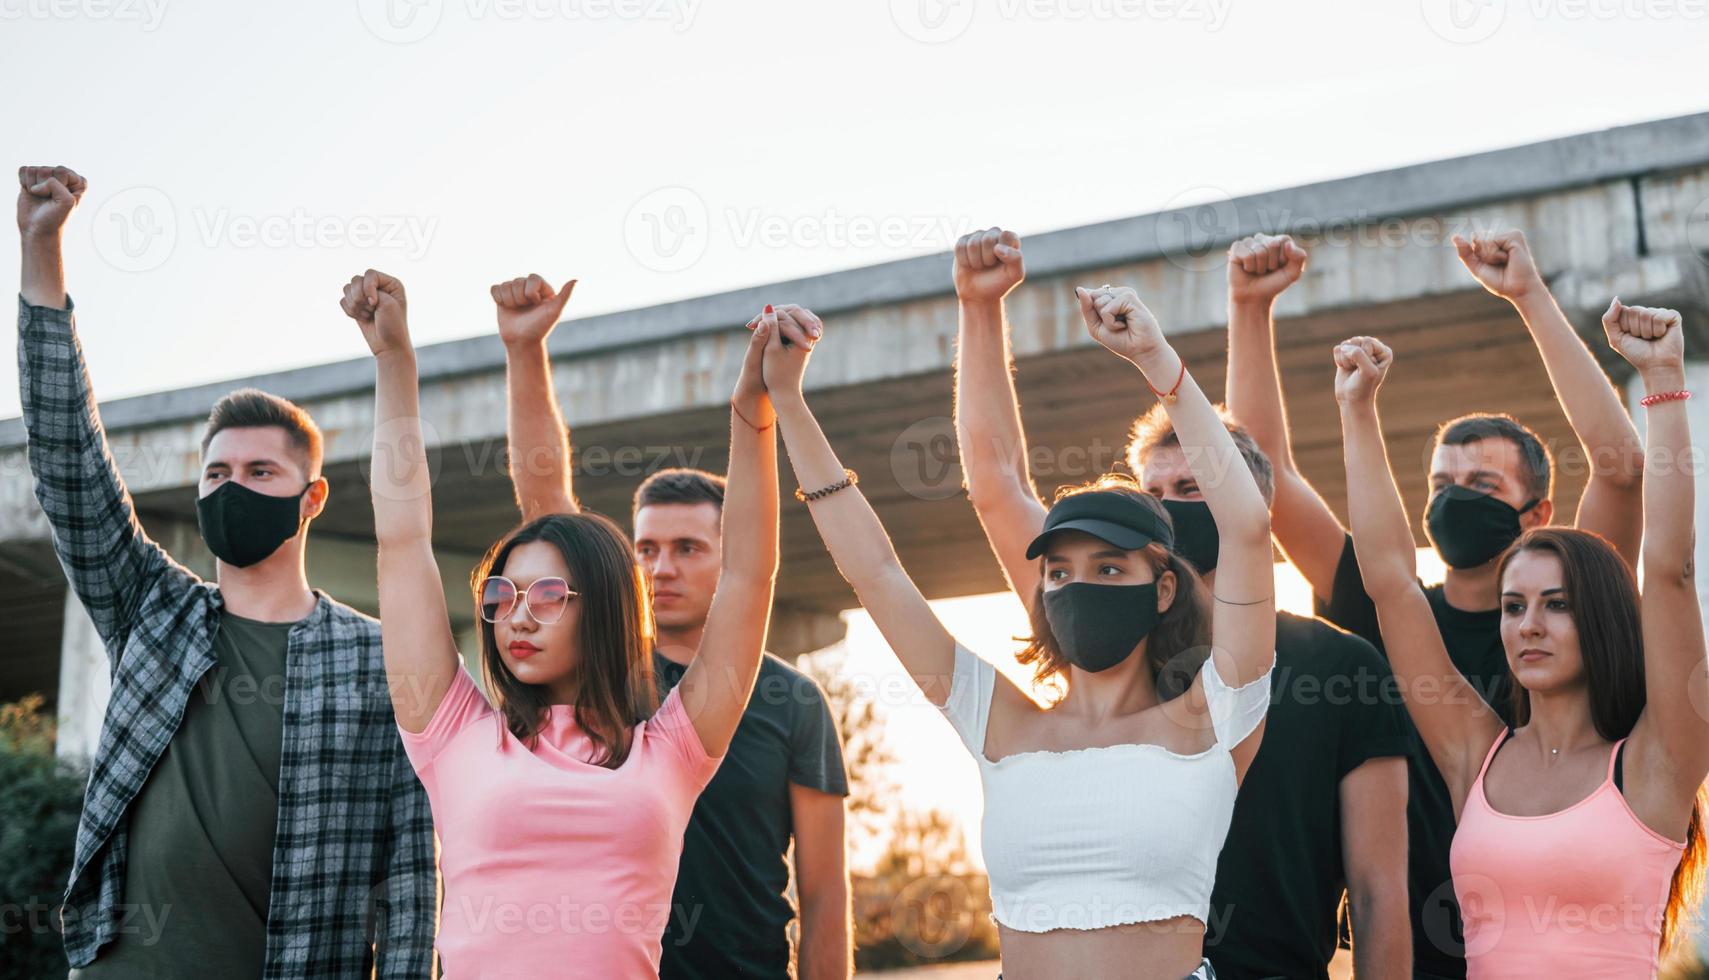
342;269;786;977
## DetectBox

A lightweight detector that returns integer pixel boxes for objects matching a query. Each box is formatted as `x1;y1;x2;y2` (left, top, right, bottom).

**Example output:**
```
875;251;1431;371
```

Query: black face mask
1161;499;1218;574
1424;485;1538;570
1042;581;1161;673
196;480;310;568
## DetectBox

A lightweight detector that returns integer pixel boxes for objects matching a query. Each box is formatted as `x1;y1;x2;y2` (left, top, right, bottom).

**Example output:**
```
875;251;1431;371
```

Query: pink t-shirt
400;666;723;979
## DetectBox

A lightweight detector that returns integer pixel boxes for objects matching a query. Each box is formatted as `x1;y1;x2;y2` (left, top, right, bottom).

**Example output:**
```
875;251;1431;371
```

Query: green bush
0;696;86;980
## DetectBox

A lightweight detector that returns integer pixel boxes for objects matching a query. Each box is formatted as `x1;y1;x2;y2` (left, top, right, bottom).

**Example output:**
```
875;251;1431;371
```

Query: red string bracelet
1640;390;1692;407
1147;358;1187;405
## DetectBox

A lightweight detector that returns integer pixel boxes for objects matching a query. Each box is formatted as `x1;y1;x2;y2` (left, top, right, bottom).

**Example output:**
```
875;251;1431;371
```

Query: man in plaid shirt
17;166;437;979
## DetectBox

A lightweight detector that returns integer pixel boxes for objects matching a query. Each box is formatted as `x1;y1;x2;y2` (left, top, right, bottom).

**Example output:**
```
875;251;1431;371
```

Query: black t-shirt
1313;536;1512;980
74;612;292;980
1204;611;1412;980
654;651;849;979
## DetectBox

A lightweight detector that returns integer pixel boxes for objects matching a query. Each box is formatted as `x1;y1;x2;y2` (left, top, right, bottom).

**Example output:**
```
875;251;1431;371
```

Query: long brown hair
1497;527;1708;952
1017;475;1212;702
471;512;658;769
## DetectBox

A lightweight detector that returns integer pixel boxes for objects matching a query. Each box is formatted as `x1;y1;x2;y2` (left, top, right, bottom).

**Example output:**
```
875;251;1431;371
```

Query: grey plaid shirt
18;298;437;978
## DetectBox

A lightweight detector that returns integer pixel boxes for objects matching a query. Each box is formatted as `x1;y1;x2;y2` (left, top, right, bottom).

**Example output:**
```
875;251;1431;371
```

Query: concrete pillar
54;591;109;762
768;604;850;662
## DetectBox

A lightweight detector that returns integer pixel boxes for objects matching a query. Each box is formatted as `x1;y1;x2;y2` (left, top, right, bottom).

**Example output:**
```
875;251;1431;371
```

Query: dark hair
1435;413;1551;501
1017;473;1211;701
634;468;726;516
471;512;658;768
201;388;324;478
1125;402;1276;507
1497;527;1707;953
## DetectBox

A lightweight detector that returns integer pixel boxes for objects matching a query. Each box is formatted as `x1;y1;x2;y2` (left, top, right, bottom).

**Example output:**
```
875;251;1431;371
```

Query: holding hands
953;227;1025;305
342;270;411;357
1228;233;1307;306
1453;230;1543;302
1332;336;1393;405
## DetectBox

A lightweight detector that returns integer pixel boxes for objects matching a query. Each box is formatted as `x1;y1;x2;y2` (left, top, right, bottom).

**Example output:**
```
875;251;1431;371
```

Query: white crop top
939;644;1272;933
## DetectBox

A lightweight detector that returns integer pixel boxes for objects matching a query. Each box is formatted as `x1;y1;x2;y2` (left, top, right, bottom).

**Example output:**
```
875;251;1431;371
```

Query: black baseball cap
1024;489;1176;559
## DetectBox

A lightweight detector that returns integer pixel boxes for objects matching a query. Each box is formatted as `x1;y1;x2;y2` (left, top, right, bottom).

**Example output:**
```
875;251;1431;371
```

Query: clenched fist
342;270;410;357
953;227;1024;305
1075;285;1165;366
1602;298;1684;377
492;274;577;348
1453;231;1542;302
1333;336;1392;405
1228;233;1306;305
18;165;87;240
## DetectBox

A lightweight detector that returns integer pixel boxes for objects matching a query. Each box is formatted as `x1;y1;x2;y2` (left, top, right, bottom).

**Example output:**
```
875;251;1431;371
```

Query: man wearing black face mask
1223;232;1643;979
952;227;1412;979
17;166;434;980
1127;406;1413;980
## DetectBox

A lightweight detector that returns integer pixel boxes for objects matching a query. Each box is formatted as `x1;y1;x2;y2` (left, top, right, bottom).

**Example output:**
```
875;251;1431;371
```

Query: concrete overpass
6;113;1709;758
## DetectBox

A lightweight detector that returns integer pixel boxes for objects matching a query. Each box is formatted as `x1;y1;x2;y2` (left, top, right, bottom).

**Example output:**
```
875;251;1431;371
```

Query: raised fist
17;166;87;239
341;270;410;357
492;274;577;347
1228;233;1306;305
1333;336;1392;405
1075;285;1164;365
1602;298;1684;376
1453;230;1542;301
953;227;1024;305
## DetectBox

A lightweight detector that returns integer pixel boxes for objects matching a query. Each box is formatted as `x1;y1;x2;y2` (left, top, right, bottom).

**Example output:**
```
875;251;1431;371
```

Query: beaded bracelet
796;468;859;503
1640;390;1692;407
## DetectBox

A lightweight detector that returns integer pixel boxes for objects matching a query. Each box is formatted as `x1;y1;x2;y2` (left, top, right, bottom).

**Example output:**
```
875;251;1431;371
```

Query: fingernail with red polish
764;304;773;314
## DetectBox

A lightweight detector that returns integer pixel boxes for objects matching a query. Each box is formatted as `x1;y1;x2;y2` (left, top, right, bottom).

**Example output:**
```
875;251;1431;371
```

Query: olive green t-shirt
73;611;294;980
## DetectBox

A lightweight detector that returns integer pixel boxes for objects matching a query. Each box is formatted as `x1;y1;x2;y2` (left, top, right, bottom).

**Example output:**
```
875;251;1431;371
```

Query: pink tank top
1449;731;1685;977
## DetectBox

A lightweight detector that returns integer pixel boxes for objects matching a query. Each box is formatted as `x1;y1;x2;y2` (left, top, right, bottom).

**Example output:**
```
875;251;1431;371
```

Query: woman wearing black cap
758;287;1276;980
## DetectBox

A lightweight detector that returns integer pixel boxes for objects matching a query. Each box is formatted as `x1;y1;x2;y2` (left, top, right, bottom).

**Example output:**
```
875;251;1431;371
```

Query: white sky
3;0;1709;420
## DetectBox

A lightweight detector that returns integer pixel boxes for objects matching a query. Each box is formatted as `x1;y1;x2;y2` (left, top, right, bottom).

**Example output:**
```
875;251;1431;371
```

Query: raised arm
1076;285;1274;690
1333;336;1503;805
673;311;780;757
1455;232;1644;567
1222;233;1349;598
16;165;175;656
765;304;966;705
493;274;579;521
1605;305;1709;799
342;270;460;732
951;227;1047;606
